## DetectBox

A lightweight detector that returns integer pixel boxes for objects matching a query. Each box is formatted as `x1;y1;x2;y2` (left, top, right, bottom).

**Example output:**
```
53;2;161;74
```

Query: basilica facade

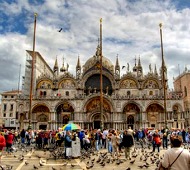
16;44;185;130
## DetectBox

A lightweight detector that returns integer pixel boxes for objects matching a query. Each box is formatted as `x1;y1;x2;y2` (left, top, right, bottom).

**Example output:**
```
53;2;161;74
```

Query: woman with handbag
159;135;190;170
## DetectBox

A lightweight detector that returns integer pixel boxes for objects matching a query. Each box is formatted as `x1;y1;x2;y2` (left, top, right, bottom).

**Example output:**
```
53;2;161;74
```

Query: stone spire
115;54;120;80
154;64;158;76
137;56;143;76
53;56;59;75
76;55;81;79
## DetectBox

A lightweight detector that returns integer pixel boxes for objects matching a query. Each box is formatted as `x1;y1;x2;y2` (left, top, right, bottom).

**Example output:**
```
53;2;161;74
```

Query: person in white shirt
161;135;190;170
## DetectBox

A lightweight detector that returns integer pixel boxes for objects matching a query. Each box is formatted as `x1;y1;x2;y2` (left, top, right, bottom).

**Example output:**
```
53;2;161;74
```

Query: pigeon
58;28;62;32
33;165;38;169
25;161;29;165
130;159;135;164
71;163;75;167
20;157;24;161
122;66;125;69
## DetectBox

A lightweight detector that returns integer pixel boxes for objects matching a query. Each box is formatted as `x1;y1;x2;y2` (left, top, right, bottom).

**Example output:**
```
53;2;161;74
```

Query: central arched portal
85;97;112;129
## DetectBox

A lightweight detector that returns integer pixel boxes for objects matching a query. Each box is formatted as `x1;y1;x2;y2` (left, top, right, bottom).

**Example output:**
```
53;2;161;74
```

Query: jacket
0;134;6;150
122;133;134;147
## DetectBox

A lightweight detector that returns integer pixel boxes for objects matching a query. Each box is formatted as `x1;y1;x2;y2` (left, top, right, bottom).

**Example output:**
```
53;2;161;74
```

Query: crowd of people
0;126;190;169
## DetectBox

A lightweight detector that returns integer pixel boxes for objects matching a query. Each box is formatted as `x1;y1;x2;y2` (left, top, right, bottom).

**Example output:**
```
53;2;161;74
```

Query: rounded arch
82;71;115;90
172;103;183;112
145;101;164;111
89;112;108;122
36;79;53;89
142;78;160;89
122;102;141;113
58;78;76;89
32;104;50;113
55;101;75;112
84;96;113;113
37;114;48;122
146;103;164;112
119;78;138;89
172;103;182;120
83;73;113;95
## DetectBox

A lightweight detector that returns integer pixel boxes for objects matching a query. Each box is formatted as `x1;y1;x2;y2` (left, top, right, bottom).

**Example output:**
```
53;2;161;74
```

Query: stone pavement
0;144;166;170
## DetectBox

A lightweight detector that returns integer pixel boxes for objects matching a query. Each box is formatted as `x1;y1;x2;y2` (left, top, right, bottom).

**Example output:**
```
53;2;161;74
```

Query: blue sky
0;0;190;94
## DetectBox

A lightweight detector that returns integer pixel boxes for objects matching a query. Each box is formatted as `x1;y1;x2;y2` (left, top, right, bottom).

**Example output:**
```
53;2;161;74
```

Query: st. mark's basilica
16;40;186;131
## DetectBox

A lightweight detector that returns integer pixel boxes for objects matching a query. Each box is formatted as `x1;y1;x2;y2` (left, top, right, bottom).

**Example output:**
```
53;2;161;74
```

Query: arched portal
56;102;74;127
32;105;50;130
146;103;164;128
123;103;140;129
85;97;111;129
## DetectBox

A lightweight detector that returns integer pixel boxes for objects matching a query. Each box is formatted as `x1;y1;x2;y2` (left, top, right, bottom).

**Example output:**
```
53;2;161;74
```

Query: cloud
0;0;190;94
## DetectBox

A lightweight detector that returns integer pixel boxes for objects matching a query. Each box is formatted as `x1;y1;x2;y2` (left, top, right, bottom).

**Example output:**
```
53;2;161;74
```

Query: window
11;96;14;98
66;91;69;96
10;120;14;124
43;91;46;96
9;113;13;117
10;104;13;111
4;96;7;98
149;91;153;95
127;91;130;96
3;113;6;117
3;104;7;111
16;112;18;119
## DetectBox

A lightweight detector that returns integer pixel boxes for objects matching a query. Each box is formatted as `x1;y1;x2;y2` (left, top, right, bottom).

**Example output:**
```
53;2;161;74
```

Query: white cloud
0;0;190;93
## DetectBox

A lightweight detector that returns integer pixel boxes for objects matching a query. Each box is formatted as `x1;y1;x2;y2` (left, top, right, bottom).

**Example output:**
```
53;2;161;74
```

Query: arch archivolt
88;112;108;122
36;79;53;89
142;78;160;89
32;102;51;112
83;96;113;113
172;103;183;112
54;101;75;112
58;78;76;89
82;71;115;89
119;78;138;89
122;102;141;113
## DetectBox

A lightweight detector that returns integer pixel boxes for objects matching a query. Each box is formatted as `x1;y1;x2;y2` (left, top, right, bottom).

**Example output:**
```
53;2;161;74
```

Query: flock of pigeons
0;142;190;170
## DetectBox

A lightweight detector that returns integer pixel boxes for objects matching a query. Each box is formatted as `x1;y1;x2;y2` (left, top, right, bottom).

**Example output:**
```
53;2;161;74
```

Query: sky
0;0;190;95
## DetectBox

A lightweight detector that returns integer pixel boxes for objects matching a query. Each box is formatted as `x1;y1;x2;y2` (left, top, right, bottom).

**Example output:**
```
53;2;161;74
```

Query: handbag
158;149;183;170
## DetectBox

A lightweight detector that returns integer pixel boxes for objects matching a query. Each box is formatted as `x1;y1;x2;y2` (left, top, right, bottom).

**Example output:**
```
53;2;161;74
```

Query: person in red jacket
6;131;14;155
0;131;6;163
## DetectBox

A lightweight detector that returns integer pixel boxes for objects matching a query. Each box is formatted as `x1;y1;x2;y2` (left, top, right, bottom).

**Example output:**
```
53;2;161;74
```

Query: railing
18;92;183;100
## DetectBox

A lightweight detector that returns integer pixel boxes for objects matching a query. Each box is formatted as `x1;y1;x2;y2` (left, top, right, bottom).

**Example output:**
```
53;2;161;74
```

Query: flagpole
159;23;167;128
29;13;37;129
100;18;104;130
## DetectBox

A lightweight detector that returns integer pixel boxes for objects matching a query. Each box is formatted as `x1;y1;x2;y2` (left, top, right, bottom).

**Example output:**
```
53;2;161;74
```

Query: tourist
122;130;134;159
6;131;14;155
152;130;161;153
20;129;26;145
64;131;72;159
0;130;6;164
109;130;120;159
95;129;101;151
107;130;113;153
160;135;190;170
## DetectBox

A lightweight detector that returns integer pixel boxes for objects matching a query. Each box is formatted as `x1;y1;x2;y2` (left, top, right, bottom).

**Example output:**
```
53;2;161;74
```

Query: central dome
83;45;114;74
